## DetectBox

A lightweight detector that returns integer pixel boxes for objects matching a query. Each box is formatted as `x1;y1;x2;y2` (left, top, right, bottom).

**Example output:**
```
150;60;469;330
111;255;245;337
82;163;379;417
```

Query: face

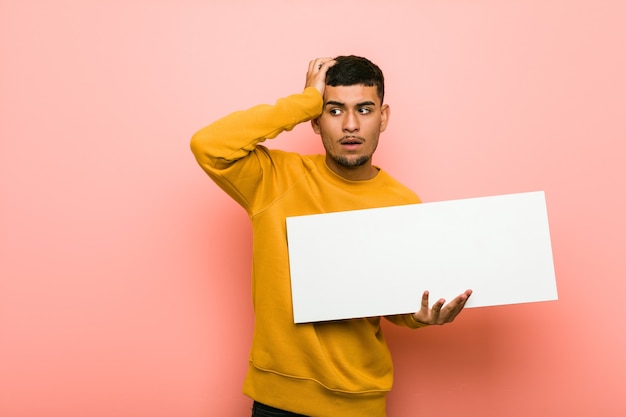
312;85;390;181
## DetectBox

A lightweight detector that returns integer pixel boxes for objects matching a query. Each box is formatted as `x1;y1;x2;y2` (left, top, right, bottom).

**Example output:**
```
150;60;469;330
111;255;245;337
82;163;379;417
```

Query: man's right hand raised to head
305;58;336;96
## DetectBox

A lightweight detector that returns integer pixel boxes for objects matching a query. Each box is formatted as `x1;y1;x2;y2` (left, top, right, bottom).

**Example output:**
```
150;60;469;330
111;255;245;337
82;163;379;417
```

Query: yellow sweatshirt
190;87;425;417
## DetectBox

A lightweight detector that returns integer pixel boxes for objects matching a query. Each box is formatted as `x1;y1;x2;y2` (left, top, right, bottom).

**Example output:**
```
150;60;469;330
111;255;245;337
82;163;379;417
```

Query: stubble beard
330;154;371;168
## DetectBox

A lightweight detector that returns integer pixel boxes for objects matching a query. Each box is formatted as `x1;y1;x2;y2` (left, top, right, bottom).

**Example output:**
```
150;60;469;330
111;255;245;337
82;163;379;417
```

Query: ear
379;104;390;133
311;117;321;134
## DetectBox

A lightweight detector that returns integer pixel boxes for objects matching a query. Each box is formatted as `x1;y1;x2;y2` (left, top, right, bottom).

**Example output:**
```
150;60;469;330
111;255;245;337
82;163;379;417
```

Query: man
190;56;472;417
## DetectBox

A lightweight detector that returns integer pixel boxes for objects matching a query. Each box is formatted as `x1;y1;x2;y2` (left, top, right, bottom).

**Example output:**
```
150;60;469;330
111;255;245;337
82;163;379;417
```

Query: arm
189;58;336;172
189;59;335;210
189;88;323;172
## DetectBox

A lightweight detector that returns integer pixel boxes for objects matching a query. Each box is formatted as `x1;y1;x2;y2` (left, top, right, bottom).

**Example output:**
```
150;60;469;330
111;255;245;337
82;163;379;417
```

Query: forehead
323;85;381;106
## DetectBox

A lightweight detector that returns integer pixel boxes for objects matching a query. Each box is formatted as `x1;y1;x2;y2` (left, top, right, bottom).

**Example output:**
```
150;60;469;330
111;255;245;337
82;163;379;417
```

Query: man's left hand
412;289;473;326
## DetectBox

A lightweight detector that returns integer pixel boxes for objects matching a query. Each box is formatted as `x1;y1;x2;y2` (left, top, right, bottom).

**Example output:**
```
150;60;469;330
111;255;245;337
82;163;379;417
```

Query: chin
334;154;371;168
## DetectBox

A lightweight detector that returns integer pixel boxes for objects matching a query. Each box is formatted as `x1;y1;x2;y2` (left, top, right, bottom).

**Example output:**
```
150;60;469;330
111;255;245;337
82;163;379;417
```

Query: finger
445;302;465;319
315;57;334;65
420;290;430;309
310;58;323;73
451;291;472;309
431;298;445;316
313;58;335;74
441;298;465;317
318;58;336;71
305;58;332;90
308;58;328;76
440;293;471;321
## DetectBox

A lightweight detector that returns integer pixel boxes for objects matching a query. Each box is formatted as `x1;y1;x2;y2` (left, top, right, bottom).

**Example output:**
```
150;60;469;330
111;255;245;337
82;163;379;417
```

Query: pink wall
1;1;625;416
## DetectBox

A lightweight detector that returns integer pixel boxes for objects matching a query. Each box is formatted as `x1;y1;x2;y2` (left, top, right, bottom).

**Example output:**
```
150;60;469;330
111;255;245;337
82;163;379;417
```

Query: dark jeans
251;401;308;417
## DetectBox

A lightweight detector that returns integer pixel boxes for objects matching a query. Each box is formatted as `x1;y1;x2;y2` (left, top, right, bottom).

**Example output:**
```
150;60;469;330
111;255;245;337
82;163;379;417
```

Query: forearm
190;87;323;173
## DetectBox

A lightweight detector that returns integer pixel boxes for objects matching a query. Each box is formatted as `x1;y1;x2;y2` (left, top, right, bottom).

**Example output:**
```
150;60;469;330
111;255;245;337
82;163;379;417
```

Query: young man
190;56;472;417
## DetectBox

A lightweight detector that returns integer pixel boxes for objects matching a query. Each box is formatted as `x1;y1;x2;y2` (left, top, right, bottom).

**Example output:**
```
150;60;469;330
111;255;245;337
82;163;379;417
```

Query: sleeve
384;314;430;329
189;87;323;212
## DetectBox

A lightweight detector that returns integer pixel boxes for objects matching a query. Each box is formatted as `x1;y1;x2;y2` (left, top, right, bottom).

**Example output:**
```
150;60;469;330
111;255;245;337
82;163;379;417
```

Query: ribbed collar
310;154;386;189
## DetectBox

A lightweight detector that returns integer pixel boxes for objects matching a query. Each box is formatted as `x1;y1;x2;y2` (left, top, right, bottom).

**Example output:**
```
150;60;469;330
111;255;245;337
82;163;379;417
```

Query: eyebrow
324;100;377;108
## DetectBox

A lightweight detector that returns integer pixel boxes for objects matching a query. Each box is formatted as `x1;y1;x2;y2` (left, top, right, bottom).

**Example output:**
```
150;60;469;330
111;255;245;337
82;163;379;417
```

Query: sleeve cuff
408;315;431;329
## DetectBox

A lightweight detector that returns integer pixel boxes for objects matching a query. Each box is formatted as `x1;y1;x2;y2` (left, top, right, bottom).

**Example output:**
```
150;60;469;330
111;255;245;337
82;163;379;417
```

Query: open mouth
339;136;364;149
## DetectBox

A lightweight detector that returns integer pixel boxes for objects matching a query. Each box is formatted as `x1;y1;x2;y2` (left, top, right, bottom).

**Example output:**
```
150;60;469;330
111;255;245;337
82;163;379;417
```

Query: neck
325;156;379;181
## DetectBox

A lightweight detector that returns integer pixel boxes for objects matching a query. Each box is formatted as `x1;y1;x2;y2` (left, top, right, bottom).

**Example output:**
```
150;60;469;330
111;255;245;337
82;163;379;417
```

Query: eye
329;108;342;116
358;107;372;115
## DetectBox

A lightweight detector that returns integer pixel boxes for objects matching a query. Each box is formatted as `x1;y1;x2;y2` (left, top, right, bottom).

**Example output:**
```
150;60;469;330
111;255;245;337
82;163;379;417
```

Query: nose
342;110;359;133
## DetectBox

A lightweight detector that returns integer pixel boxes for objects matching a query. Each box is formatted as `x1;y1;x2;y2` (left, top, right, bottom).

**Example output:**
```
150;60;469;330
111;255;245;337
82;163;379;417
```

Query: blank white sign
286;191;558;324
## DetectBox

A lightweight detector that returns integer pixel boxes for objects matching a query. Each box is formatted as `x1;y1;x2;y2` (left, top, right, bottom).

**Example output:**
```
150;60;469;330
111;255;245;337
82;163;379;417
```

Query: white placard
286;191;558;323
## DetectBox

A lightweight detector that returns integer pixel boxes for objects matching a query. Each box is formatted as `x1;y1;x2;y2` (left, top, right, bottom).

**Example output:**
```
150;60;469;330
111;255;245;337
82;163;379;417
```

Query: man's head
312;55;390;181
325;55;385;103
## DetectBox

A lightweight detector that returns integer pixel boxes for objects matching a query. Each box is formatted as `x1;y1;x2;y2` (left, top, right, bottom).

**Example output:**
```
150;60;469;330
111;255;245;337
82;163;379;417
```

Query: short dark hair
325;55;385;103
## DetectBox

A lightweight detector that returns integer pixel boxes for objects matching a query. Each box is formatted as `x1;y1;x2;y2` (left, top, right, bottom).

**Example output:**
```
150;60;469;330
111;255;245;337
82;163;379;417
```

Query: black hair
325;55;385;102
